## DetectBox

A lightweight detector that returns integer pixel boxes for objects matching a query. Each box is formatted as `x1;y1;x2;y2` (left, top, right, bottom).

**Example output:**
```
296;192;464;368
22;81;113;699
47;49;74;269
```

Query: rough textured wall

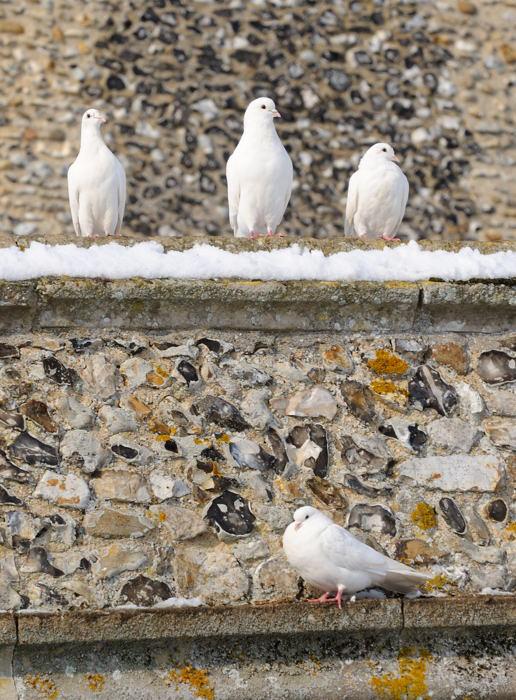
0;328;514;611
0;0;515;241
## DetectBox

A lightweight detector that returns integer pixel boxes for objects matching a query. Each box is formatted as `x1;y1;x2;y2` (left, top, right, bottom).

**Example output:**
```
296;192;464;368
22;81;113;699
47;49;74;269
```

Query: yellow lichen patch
504;521;516;539
166;666;214;700
370;378;408;398
25;674;59;700
86;673;105;693
424;574;450;592
410;502;437;530
370;649;431;699
367;349;409;376
194;437;210;446
216;433;230;444
146;371;166;386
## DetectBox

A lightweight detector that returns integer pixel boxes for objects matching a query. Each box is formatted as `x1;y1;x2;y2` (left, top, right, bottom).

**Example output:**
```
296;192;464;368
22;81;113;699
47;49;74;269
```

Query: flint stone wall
0;239;514;614
0;0;515;241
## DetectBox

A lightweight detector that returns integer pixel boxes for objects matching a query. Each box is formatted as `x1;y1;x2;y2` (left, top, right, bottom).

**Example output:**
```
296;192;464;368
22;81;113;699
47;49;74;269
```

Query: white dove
226;97;293;238
67;108;126;237
345;142;409;242
283;506;430;608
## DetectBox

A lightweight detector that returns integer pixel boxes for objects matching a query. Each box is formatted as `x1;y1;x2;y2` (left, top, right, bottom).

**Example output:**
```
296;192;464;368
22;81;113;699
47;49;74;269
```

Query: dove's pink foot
250;230;260;240
379;233;400;242
266;227;274;237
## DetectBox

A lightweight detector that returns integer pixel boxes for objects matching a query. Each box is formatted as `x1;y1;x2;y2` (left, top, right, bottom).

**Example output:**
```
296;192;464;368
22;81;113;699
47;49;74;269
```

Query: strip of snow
0;241;514;282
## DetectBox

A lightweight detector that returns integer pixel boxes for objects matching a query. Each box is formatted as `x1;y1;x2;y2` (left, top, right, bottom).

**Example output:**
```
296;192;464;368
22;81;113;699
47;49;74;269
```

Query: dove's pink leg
379;233;400;242
250;230;260;239
307;592;333;604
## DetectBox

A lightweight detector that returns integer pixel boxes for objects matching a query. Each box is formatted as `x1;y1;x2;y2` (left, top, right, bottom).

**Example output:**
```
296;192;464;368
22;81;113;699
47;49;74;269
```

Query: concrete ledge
0;614;16;646
1;278;514;333
1;596;513;648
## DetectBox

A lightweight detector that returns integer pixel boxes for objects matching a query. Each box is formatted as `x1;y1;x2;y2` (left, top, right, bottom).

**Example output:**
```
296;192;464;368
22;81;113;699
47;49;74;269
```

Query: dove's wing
344;171;359;236
392;171;409;234
319;524;389;576
67;163;81;236
320;523;429;592
114;158;126;235
226;153;240;234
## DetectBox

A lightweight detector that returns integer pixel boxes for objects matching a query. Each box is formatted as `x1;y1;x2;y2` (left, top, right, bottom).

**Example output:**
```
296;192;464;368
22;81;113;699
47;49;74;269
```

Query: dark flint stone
439;497;467;535
43;356;81;387
340;435;387;471
408;366;458;416
206;490;255;536
21;400;56;433
27;547;64;577
0;449;32;483
0;343;19;358
107;74;126;90
119;575;172;607
0;410;24;430
287;424;328;477
177;360;199;385
348;504;396;536
477;350;516;385
204;396;249;432
111;339;145;355
343;474;392;498
408;424;428;451
267;428;287;472
229;440;276;471
486;499;507;522
164;439;178;453
200;447;224;462
378;425;396;439
111;444;138;460
196;338;222;353
36;584;68;607
0;484;23;505
70;338;102;353
340;381;379;423
354;50;372;65
306;476;348;511
286;426;309;448
9;432;58;467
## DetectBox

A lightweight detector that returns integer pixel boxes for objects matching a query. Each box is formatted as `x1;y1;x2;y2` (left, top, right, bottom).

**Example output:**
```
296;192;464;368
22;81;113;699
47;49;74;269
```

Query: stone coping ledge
2;234;514;254
1;596;514;648
1;277;514;333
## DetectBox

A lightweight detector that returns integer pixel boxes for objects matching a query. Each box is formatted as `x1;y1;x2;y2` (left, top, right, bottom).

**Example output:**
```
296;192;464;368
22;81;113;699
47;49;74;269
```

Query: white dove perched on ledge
283;506;430;608
67;108;126;237
226;97;293;238
345;142;408;242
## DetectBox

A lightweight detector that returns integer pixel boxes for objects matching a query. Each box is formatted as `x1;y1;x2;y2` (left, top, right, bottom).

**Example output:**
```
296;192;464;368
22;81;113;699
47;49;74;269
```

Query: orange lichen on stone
146;371;166;386
370;649;431;700
148;417;172;434
166;666;214;700
424;574;450;592
370;379;408;397
367;349;408;376
504;521;516;539
86;674;105;693
25;674;59;700
410;502;437;530
216;433;231;444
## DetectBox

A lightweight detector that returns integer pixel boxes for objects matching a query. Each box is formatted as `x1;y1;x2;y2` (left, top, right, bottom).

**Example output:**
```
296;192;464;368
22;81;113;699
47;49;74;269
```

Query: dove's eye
305;515;310;520
261;105;266;109
87;114;91;118
382;148;387;152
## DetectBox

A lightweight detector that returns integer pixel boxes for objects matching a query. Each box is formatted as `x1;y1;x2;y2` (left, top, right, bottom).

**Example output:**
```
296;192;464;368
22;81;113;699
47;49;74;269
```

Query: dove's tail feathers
381;564;431;594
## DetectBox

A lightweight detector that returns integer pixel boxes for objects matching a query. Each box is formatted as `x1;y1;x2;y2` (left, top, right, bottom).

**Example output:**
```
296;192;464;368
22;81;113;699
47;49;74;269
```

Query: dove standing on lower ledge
67;108;126;237
283;506;430;608
345;142;408;242
226;97;293;238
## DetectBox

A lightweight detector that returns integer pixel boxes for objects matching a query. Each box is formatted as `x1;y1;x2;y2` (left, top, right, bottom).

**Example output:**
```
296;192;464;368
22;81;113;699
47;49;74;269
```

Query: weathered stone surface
229;437;276;471
398;455;504;492
430;342;469;374
54;393;94;429
203;396;249;431
149;505;207;541
9;431;58;468
60;430;110;473
439;497;467;535
34;471;90;509
93;544;148;580
285;386;337;420
206;491;255;538
118;575;172;607
477;350;516;385
409;365;458;416
340;381;379;423
348;504;396;536
91;471;151;503
20;399;57;432
483;417;516;449
396;539;444;564
174;545;249;604
253;555;298;601
148;472;191;501
83;508;154;539
427;417;480;453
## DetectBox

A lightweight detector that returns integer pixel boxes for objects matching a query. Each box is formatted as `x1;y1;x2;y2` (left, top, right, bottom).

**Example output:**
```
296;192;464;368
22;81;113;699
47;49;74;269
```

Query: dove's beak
96;113;108;124
271;109;281;118
392;154;399;163
294;522;302;531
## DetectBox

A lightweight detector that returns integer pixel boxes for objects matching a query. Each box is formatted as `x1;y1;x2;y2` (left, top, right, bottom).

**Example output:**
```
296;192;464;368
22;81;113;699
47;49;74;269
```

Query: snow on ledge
1;241;515;282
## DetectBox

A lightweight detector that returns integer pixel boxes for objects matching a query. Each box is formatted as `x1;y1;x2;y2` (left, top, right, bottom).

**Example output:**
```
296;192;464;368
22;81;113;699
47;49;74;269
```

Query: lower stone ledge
1;595;514;648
